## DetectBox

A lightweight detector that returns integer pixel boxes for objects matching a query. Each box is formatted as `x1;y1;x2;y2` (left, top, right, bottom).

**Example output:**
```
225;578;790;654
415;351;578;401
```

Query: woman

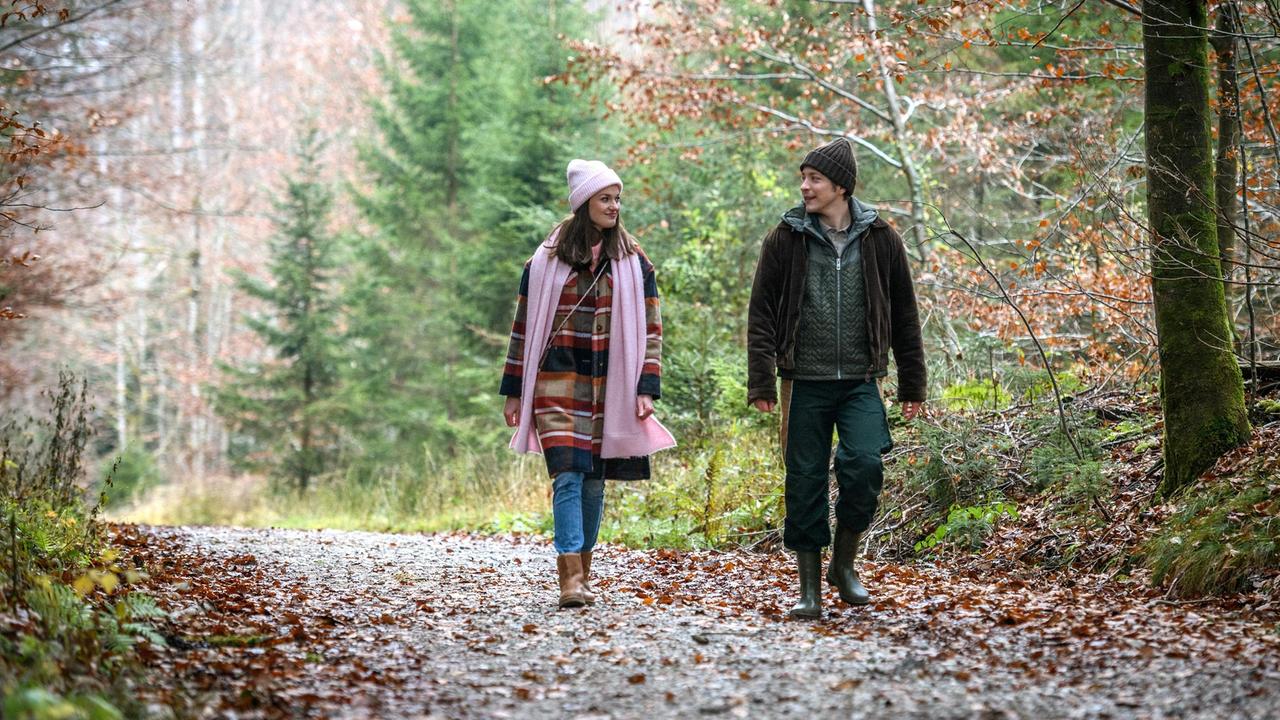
500;159;675;609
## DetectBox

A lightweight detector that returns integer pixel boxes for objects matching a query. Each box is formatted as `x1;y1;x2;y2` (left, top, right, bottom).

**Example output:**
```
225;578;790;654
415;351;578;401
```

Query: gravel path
130;525;1280;719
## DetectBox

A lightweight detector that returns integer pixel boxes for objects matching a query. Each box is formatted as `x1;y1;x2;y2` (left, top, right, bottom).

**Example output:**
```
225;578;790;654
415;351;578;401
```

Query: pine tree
339;0;599;473
215;129;341;492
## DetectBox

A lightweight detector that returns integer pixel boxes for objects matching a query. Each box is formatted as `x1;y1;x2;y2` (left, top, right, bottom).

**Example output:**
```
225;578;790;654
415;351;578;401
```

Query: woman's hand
503;396;521;427
636;394;654;420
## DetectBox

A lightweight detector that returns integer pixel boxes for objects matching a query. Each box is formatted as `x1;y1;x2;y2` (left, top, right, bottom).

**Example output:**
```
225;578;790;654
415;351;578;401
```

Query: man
747;136;926;618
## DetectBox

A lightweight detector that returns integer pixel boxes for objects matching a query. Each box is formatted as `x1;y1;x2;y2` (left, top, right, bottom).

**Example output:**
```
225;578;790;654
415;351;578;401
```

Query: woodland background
4;0;1280;714
4;0;1280;550
2;0;1280;652
0;0;1277;538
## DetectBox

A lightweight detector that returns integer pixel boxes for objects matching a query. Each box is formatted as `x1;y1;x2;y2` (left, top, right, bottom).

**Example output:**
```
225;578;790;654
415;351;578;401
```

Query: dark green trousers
781;378;892;552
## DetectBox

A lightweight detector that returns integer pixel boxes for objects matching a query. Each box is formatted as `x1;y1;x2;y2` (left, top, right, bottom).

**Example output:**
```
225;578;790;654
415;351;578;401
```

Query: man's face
800;167;845;215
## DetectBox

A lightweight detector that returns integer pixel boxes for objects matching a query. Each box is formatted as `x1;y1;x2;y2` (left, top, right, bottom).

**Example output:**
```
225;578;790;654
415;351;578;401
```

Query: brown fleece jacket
747;214;927;404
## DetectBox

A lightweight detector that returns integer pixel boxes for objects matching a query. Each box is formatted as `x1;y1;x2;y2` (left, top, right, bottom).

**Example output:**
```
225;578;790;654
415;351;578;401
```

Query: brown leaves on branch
0;1;68;28
1;104;65;235
1;102;71;331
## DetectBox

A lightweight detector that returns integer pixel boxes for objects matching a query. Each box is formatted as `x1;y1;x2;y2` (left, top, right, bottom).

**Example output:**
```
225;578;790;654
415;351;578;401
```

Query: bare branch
0;0;131;54
945;222;1085;461
1034;0;1087;49
1239;23;1280;175
749;47;893;123
1094;0;1142;19
744;103;903;168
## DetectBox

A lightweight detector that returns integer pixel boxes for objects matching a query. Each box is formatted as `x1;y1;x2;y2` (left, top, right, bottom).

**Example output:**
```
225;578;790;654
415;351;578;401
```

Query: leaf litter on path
122;524;1280;719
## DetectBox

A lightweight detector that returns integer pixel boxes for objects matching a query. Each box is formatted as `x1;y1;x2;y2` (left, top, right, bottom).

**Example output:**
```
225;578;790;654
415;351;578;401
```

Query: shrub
910;415;1009;511
1025;413;1111;513
1;374;162;718
914;500;1019;553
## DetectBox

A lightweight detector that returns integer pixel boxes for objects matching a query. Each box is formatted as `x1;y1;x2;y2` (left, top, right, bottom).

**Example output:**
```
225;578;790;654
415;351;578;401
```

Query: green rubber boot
826;524;870;606
788;551;823;619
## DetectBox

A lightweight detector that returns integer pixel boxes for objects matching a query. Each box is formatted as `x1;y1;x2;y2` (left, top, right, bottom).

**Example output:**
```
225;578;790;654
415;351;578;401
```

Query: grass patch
118;422;788;552
1145;453;1280;598
941;377;1009;411
115;450;549;534
199;634;273;648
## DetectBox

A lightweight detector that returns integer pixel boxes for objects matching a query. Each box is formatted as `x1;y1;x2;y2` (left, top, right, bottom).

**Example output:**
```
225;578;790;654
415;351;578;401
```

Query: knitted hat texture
800;137;857;194
567;159;623;211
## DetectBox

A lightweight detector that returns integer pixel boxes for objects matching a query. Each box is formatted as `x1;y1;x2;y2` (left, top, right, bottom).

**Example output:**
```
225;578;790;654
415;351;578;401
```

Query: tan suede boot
581;550;597;605
556;553;588;609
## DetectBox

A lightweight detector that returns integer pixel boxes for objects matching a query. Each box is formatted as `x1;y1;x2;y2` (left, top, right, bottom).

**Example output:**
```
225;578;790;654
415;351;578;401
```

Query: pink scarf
509;233;676;459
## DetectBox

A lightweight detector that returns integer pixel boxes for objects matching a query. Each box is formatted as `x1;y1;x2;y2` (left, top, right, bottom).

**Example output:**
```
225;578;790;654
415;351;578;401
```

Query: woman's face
588;185;622;232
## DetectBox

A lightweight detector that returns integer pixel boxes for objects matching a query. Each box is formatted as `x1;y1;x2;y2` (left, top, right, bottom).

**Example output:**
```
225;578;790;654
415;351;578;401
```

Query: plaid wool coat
500;250;663;479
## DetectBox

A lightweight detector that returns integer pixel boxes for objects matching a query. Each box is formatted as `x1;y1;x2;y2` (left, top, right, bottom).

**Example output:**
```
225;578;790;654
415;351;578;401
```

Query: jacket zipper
834;249;842;380
861;236;874;382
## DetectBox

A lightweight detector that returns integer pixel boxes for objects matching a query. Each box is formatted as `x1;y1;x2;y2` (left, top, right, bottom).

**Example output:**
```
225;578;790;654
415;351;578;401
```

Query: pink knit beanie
567;159;623;212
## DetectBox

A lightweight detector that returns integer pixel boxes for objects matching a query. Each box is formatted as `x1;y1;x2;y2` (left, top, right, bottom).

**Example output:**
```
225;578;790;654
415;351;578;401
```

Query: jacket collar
782;196;880;242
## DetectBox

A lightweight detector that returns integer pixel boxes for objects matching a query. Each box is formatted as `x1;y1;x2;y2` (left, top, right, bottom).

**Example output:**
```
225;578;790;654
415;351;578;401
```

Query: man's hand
901;401;924;421
637;394;654;419
503;396;521;427
752;399;776;413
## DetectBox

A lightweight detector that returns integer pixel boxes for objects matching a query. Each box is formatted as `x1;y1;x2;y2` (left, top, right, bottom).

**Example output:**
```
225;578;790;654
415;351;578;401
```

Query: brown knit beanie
800;137;857;194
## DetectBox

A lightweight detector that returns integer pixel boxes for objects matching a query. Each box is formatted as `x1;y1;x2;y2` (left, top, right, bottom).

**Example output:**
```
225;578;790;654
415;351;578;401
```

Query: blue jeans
552;472;606;554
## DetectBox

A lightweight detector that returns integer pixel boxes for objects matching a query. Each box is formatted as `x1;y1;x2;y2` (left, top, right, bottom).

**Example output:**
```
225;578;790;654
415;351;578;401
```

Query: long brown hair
547;201;639;268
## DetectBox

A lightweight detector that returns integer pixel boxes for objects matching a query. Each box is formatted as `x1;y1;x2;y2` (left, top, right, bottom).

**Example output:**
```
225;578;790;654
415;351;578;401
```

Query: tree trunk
1143;0;1250;494
1212;3;1240;323
862;0;931;263
115;319;127;450
188;0;209;482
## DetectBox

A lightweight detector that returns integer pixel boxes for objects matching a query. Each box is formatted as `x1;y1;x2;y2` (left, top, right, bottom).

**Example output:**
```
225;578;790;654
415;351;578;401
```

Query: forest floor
120;524;1280;720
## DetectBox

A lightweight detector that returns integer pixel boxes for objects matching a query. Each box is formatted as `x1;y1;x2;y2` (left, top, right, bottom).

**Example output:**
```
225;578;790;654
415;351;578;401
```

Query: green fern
118;592;167;621
121;622;168;648
111;593;169;648
101;624;134;654
26;579;93;634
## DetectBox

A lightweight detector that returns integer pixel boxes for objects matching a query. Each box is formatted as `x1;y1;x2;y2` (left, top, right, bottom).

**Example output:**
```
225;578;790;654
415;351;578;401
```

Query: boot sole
788;608;822;619
558;597;587;609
